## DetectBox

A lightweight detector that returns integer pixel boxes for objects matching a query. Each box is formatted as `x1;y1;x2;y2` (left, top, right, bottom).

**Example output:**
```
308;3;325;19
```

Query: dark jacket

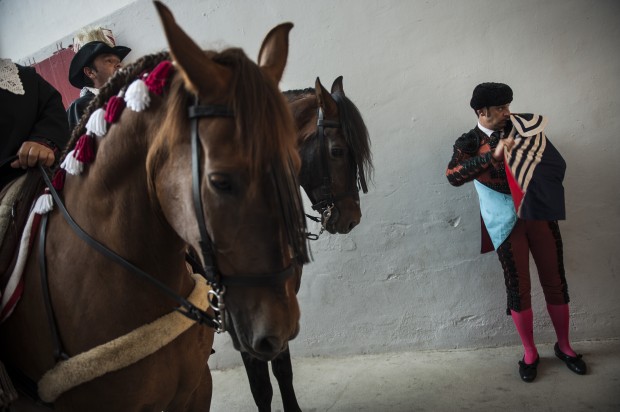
446;126;510;253
66;90;96;133
0;65;70;189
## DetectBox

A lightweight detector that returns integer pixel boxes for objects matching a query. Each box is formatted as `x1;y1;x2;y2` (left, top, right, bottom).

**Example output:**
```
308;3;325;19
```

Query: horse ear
331;76;345;96
315;77;338;117
154;1;228;96
257;22;293;84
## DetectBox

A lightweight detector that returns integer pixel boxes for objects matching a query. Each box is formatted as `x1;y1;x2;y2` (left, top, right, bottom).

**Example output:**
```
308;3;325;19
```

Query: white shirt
477;122;495;138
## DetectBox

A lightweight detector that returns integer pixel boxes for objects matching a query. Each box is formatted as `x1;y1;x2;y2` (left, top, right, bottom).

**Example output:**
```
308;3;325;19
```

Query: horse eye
331;148;345;158
208;173;232;191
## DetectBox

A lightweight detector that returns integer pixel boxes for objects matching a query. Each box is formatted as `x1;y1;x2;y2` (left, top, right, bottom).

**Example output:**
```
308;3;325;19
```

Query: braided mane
61;51;171;163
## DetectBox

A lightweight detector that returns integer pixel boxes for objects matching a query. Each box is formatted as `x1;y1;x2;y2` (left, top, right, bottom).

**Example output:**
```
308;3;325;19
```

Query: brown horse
240;77;373;412
0;2;308;411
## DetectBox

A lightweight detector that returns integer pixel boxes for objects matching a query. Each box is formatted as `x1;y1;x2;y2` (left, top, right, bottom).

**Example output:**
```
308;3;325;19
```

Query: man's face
85;53;122;88
478;104;511;131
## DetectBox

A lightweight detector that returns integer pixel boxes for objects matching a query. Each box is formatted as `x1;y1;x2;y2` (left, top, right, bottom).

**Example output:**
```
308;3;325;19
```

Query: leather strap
38;212;69;362
38;164;219;328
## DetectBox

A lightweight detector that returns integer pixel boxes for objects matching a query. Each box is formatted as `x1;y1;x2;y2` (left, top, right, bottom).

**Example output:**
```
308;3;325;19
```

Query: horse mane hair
283;88;315;102
331;91;374;184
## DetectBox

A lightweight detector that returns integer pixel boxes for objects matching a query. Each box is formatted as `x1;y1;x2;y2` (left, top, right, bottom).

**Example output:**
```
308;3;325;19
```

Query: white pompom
33;193;54;214
124;79;150;112
61;150;84;175
85;108;107;137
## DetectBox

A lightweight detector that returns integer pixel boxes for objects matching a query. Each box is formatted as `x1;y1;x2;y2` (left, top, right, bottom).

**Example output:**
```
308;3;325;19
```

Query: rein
305;108;367;238
0;155;18;169
39;165;217;328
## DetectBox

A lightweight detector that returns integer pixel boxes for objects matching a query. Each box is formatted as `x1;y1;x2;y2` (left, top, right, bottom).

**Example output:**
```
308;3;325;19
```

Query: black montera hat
69;41;131;88
470;82;513;110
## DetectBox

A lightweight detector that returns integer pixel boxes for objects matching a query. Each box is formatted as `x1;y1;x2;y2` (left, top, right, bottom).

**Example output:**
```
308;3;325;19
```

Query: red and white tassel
61;150;84;176
145;61;173;95
105;92;126;123
33;190;53;214
125;78;150;111
52;169;66;191
85;108;107;137
74;134;96;163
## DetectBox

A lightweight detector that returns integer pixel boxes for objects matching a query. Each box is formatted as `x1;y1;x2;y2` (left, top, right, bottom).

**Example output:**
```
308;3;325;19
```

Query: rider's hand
10;141;55;169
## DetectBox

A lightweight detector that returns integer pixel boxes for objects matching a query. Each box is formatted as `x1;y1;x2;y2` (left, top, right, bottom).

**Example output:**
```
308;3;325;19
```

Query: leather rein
305;107;368;239
35;99;297;362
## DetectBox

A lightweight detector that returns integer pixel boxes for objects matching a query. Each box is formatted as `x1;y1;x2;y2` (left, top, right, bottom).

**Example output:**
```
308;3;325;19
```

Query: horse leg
271;348;301;412
240;351;272;412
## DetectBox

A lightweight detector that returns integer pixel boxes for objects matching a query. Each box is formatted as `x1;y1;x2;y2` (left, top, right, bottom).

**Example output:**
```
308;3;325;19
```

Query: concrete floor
210;339;620;412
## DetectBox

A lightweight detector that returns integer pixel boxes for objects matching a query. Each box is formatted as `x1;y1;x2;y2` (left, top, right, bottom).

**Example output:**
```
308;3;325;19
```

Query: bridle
187;98;298;332
305;107;368;238
34;97;300;362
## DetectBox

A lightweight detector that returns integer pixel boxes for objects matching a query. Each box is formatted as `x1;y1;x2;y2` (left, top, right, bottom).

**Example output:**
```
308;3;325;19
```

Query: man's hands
493;136;515;161
10;141;55;169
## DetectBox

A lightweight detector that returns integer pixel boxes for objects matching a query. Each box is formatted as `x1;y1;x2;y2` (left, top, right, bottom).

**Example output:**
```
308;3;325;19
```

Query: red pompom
74;134;96;163
52;169;66;191
145;61;173;95
105;95;126;123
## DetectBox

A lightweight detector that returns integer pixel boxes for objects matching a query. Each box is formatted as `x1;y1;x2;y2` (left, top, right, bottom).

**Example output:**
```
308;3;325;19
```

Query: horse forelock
331;92;374;183
217;49;308;263
212;49;299;181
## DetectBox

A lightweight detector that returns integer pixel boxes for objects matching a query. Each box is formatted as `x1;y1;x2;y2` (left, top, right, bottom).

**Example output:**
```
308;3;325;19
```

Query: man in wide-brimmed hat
66;40;131;131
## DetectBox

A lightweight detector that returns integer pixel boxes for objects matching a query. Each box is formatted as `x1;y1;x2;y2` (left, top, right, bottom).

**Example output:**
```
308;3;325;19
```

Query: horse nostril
348;220;358;231
255;335;282;356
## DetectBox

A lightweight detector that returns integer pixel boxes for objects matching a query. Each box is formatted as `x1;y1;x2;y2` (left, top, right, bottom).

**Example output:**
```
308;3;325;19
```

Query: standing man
445;82;587;382
67;40;130;131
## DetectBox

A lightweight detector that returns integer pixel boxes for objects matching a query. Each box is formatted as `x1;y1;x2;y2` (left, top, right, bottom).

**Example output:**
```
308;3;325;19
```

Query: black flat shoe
518;355;540;382
554;343;587;375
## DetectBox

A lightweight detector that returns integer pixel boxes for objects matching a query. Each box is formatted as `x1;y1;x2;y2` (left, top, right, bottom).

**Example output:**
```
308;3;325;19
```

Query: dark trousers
496;219;570;314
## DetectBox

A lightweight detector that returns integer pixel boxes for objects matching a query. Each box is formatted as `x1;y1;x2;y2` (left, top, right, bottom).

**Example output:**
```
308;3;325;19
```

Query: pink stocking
547;303;576;357
510;308;538;364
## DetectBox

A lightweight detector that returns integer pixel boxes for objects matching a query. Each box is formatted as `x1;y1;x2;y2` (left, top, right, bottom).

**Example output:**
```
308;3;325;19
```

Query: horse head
141;2;308;361
286;77;373;234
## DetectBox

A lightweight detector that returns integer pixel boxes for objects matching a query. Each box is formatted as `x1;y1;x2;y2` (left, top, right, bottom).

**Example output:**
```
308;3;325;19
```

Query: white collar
0;58;25;95
80;87;100;97
477;122;495;138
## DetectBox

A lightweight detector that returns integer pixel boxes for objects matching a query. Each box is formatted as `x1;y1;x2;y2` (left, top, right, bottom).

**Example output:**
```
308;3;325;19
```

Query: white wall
0;0;137;59
2;0;619;369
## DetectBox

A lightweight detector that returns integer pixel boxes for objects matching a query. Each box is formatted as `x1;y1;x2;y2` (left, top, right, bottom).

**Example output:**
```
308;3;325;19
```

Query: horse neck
61;108;187;282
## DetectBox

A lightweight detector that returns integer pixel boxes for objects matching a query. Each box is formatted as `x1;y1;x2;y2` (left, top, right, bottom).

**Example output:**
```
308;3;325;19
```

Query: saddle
0;171;45;293
0;170;46;409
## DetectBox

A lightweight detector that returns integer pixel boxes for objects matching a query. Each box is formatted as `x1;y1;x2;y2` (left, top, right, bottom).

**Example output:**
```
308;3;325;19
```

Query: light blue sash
473;180;517;249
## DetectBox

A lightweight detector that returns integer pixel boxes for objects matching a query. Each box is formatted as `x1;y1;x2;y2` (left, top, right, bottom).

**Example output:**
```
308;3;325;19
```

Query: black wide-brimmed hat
69;41;131;88
470;82;513;110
